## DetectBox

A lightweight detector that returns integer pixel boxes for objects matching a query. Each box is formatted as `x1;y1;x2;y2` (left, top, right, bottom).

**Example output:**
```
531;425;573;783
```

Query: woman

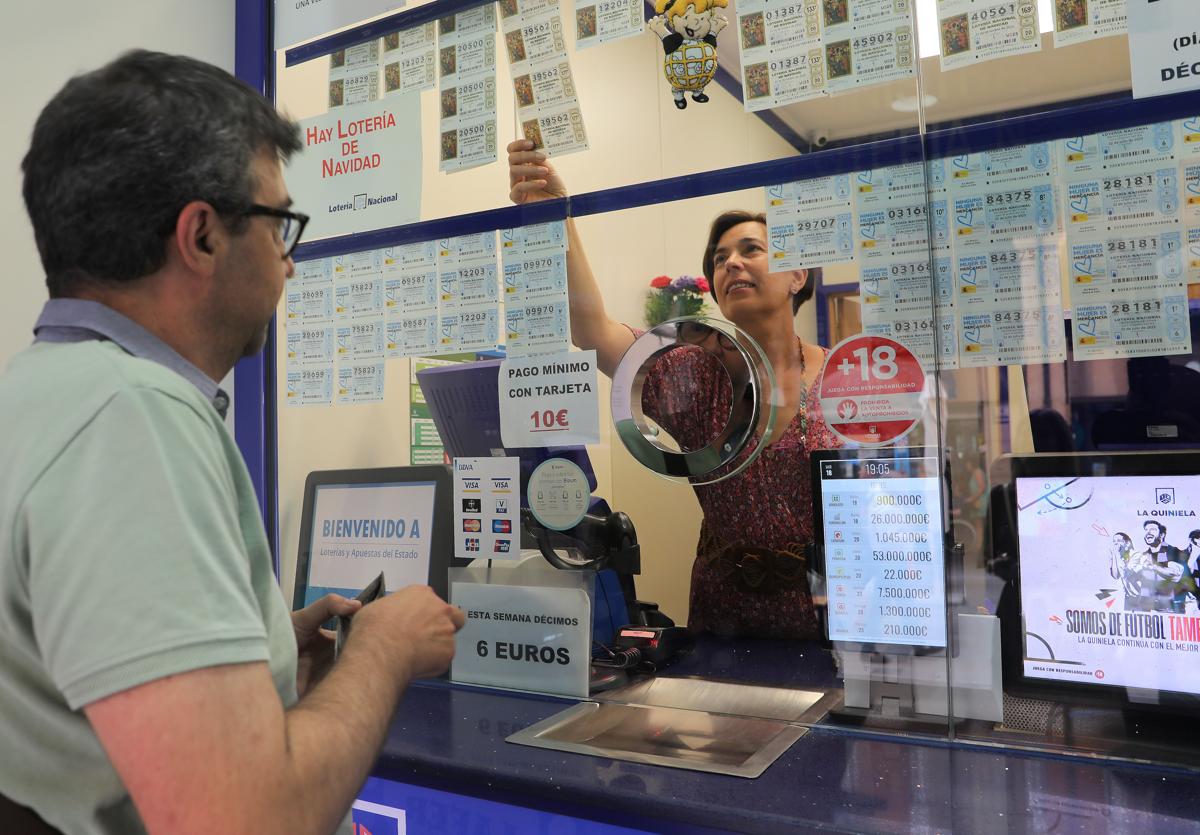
508;140;841;638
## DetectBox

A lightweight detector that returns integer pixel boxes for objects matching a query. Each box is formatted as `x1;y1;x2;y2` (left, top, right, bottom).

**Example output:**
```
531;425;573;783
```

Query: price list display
817;455;947;648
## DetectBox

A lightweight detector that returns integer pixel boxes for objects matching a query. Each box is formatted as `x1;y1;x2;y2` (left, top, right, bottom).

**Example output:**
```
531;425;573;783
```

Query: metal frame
234;0;280;574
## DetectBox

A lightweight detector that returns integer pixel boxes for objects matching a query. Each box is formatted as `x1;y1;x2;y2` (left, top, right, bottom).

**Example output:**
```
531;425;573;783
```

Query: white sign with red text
819;334;925;447
499;349;599;448
287;97;421;241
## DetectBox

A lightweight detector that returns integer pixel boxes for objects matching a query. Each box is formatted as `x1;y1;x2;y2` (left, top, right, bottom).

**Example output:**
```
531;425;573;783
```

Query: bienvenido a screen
1017;474;1200;695
304;481;437;607
818;456;947;648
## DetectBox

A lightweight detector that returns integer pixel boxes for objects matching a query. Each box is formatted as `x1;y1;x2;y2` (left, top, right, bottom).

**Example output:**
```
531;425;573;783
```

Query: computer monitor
998;452;1200;710
416;359;597;506
811;448;949;652
292;465;463;610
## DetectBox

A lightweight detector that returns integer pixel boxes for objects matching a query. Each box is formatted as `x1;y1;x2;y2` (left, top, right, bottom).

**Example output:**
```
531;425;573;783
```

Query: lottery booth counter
254;0;1200;830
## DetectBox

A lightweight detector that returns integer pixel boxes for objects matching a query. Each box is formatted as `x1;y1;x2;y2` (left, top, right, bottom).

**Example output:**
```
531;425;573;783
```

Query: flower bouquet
643;274;711;327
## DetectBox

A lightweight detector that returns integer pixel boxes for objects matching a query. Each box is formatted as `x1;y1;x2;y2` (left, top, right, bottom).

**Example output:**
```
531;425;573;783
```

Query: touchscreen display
303;481;437;607
1017;474;1200;695
818;456;947;648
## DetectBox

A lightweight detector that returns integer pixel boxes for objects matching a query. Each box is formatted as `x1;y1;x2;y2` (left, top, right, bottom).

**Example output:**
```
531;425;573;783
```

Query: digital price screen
815;454;947;649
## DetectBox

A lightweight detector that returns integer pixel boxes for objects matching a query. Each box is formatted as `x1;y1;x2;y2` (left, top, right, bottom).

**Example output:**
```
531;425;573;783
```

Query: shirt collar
33;299;230;419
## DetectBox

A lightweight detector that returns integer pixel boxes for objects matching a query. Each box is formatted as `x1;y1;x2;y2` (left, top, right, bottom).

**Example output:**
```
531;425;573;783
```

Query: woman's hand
507;138;567;204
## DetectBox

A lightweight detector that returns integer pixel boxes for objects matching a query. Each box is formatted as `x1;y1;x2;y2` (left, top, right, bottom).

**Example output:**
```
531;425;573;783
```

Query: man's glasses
676;320;736;351
242;204;310;259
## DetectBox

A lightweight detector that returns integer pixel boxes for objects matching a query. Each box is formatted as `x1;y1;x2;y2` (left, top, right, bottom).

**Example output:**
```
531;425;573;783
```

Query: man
1134;520;1191;613
0;51;464;834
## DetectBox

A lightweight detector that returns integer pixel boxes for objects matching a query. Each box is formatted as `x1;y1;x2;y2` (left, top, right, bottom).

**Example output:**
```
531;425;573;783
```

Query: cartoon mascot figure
648;0;728;110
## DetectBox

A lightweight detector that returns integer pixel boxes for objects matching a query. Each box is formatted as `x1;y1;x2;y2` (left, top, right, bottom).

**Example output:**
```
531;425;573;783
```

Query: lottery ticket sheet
501;220;571;357
504;0;589;157
766;174;855;271
285;257;336;407
383;23;437;95
383;241;439;358
737;0;826;111
328;41;381;109
438;7;498;172
818;0;916;96
437;232;502;354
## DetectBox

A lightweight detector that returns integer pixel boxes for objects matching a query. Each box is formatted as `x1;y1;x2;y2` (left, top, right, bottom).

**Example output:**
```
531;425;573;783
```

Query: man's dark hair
22;50;302;297
701;210;821;315
1145;520;1166;535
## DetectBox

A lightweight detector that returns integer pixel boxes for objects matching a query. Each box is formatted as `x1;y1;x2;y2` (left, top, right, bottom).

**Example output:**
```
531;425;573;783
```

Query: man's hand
508;138;568;205
349;585;466;680
292;593;361;696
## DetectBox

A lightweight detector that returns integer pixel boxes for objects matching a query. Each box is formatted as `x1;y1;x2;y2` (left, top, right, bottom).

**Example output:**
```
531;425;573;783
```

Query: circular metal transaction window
609;316;777;485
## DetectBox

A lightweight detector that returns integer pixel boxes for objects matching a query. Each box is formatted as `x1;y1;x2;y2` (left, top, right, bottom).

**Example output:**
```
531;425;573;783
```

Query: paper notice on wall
572;0;644;48
1052;0;1127;48
1128;0;1200;100
499;350;600;447
453;456;521;560
936;0;1041;72
287;96;421;240
438;8;499;172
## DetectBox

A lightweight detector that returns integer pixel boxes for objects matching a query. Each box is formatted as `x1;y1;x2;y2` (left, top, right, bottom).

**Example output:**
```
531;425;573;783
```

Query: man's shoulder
0;342;220;481
3;340;212;414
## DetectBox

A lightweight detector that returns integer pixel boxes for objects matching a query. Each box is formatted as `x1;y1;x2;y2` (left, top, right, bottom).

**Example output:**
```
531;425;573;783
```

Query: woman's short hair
701;210;820;315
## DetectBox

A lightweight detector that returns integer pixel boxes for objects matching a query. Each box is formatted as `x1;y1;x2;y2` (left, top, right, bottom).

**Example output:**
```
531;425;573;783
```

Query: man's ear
173;200;223;275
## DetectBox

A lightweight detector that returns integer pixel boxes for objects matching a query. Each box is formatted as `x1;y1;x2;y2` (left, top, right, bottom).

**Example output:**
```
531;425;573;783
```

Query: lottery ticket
959;304;1067;368
440;307;501;353
573;0;644;49
287;325;335;365
385;268;438;313
506;299;571;358
1179;116;1200;159
335;275;384;319
1052;0;1126;49
383;24;436;95
1067;232;1185;300
1063;166;1181;238
286;367;334;407
286;284;334;323
438;73;497;125
952;183;1058;251
947;143;1055;193
337;361;386;404
1072;293;1190;361
503;7;567;68
852;161;928;211
504;251;568;300
336;320;386;360
291;257;331;286
1058;122;1178;177
387;312;439;358
937;0;1041;72
513;56;580;125
500;220;566;255
519;103;590;157
955;245;1061;310
332;250;382;280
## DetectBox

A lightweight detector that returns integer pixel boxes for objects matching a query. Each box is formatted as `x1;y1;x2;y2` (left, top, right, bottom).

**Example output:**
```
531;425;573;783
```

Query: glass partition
270;0;1200;772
